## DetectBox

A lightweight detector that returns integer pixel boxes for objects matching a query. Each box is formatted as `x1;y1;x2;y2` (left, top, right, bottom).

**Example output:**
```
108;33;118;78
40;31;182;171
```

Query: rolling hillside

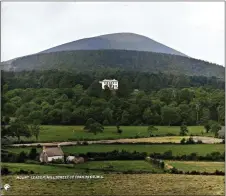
2;50;224;79
0;33;224;78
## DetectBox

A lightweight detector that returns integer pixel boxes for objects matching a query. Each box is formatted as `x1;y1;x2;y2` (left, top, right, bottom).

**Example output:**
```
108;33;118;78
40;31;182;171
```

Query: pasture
6;144;225;156
2;174;224;195
2;161;163;174
17;125;212;142
166;161;225;172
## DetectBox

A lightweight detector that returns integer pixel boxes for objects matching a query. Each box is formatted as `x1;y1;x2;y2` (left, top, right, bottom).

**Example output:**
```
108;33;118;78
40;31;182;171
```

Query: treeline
2;70;224;91
2;75;225;126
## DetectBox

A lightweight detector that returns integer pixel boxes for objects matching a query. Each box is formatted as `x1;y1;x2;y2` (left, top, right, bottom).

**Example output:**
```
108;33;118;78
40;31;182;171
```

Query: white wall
47;156;64;162
66;156;75;162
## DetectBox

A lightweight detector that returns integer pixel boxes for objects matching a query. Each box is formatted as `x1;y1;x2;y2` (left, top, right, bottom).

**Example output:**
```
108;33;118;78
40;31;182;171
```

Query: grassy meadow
16;125;213;142
166;161;225;172
2;174;224;196
6;143;225;156
2;161;163;174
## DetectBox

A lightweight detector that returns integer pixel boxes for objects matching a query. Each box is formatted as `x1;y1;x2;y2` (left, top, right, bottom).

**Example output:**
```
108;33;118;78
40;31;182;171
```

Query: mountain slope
39;32;187;57
5;50;224;79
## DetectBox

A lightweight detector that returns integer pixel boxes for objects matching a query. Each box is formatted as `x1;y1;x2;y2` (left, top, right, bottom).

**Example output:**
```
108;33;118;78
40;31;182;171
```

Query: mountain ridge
38;32;187;57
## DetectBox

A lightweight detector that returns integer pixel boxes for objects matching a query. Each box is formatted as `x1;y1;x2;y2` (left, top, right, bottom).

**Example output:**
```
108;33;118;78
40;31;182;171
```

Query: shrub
166;133;176;136
82;141;89;145
196;140;203;144
186;137;195;144
180;138;186;144
28;148;38;160
1;167;11;175
117;129;123;134
17;151;28;163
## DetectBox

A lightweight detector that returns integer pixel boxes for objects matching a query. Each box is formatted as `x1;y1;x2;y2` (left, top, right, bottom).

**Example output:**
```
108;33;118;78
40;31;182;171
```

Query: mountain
0;33;224;79
39;32;187;57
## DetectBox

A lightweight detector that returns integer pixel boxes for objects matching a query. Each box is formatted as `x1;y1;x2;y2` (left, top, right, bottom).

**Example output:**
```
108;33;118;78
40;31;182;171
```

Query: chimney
43;146;46;152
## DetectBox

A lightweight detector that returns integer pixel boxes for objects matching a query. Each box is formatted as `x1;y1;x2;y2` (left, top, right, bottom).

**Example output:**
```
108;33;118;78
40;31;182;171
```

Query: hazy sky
1;2;225;65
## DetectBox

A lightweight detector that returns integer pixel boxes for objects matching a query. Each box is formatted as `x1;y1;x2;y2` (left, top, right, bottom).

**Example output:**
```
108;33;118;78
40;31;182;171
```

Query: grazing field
11;136;223;147
6;144;225;156
17;125;212;142
166;161;225;172
2;174;224;196
2;161;163;174
1;162;86;174
72;160;163;173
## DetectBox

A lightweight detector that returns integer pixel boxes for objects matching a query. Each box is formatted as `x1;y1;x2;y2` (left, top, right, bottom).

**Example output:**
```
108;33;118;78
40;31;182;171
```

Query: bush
149;151;224;161
28;148;38;160
17;151;28;163
117;129;123;134
180;138;186;144
82;141;89;145
83;150;147;161
196;140;203;144
186;137;195;144
1;167;11;175
166;133;176;136
15;169;34;175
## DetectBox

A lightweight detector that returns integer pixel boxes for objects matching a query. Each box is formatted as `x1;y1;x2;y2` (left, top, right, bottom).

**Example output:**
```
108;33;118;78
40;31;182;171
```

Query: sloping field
11;136;223;147
16;125;212;142
166;161;225;172
2;174;224;195
7;144;225;156
2;161;163;174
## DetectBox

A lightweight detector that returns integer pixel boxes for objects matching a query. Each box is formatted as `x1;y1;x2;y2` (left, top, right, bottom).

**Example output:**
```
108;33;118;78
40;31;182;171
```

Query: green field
17;125;212;142
2;161;163;174
2;174;224;196
7;144;224;156
1;162;85;174
166;161;225;172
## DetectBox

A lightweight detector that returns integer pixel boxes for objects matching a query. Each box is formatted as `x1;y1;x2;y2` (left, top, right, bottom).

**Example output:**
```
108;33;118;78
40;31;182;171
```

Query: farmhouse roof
42;146;64;157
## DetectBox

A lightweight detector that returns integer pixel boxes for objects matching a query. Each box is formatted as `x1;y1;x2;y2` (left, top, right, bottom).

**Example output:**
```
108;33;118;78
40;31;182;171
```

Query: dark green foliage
147;125;158;136
116;125;123;134
1;167;11;175
89;122;104;135
150;151;224;161
180;123;189;136
28;148;38;160
80;150;147;161
8;119;31;142
1;70;225;126
180;137;197;144
6;50;225;79
180;138;186;144
161;106;181;126
84;118;96;130
17;151;28;163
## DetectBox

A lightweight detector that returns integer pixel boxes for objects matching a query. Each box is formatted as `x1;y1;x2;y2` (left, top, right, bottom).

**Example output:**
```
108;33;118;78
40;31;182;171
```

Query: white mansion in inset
99;79;118;90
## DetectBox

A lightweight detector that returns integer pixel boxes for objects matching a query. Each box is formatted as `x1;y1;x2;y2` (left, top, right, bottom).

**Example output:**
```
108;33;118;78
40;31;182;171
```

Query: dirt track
11;136;223;147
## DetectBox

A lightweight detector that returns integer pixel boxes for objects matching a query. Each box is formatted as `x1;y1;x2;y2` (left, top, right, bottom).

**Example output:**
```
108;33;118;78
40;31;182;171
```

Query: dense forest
1;70;225;126
2;50;224;79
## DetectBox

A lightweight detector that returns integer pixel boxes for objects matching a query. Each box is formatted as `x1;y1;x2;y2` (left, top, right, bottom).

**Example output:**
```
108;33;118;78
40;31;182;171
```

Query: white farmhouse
39;145;64;163
99;79;118;90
